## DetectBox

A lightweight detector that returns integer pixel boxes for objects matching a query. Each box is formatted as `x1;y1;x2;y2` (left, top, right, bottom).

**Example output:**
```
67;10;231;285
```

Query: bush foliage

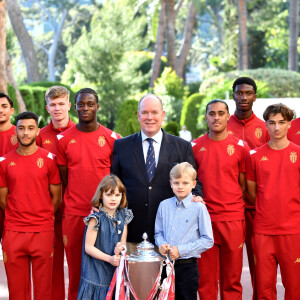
164;120;179;136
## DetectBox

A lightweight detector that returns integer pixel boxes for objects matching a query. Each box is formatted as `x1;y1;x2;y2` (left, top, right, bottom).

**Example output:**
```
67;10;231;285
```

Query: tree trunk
288;0;299;71
175;2;197;78
237;0;248;70
0;0;6;93
165;0;176;70
6;49;26;112
7;0;41;82
149;1;166;88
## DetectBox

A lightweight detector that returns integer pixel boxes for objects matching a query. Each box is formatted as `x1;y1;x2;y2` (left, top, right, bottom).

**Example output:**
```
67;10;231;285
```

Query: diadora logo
44;139;52;144
9;161;16;167
199;147;206;152
295;258;300;263
69;139;77;144
260;156;268;161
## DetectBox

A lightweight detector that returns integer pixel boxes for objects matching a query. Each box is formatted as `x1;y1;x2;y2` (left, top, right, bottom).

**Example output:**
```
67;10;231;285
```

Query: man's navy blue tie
146;138;156;182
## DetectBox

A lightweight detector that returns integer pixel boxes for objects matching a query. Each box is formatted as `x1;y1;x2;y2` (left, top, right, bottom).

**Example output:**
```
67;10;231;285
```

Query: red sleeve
0;162;7;187
246;152;256;181
56;137;67;166
47;155;61;185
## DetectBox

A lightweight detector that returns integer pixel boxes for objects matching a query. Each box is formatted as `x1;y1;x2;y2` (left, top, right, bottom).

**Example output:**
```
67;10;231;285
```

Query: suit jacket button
149;186;152;190
145;203;148;206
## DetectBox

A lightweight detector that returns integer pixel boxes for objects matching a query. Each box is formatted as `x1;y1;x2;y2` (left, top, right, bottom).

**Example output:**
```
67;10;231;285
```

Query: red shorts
62;214;86;300
198;220;245;300
253;234;300;300
2;230;54;300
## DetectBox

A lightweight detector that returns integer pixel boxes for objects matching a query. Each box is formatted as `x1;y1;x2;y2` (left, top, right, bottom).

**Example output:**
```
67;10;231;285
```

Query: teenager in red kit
193;100;249;300
36;86;75;300
56;88;121;300
246;104;300;300
288;117;300;145
0;111;61;300
0;93;18;243
228;77;269;299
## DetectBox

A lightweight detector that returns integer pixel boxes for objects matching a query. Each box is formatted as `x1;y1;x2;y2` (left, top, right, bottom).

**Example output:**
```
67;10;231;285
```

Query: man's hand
159;243;171;256
169;246;180;260
192;194;205;204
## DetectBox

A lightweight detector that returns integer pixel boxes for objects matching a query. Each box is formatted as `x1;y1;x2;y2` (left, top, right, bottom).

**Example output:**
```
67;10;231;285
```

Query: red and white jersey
246;142;300;235
36;119;76;155
193;134;249;222
0;125;18;156
288;118;300;146
0;147;61;232
227;113;269;150
56;125;121;216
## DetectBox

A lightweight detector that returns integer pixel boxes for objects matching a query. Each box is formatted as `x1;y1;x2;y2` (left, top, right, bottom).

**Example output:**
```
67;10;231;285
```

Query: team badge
260;156;268;161
227;144;235;156
290;152;297;163
10;134;17;145
98;136;106;147
44;139;52;145
255;128;262;139
200;147;206;152
9;162;16;167
37;158;44;168
228;131;234;135
69;139;77;144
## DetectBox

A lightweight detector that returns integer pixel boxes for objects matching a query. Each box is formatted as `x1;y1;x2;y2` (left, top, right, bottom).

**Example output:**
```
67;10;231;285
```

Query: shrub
114;100;140;137
7;84;19;115
180;93;205;139
164;120;179;136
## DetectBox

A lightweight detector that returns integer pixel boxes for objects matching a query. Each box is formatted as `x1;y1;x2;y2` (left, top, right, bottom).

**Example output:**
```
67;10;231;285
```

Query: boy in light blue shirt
155;162;213;300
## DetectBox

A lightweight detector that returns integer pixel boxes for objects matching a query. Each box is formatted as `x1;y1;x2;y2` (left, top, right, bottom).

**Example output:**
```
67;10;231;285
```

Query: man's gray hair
138;94;164;111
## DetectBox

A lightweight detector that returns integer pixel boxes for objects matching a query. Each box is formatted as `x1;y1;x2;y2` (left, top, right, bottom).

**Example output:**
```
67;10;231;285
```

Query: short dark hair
16;111;39;125
206;99;229;113
232;77;257;94
0;92;14;108
263;103;294;122
75;88;99;103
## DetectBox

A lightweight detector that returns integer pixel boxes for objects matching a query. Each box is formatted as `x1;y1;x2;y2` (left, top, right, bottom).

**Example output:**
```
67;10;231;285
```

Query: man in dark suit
111;94;203;245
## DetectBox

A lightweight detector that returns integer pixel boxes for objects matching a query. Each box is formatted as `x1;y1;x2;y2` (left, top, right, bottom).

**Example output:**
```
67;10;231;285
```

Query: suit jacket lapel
133;132;149;182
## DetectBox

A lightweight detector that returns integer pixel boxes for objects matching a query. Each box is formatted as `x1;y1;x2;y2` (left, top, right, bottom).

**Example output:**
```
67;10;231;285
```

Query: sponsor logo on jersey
199;147;206;152
295;258;300;263
9;161;16;167
69;139;77;144
296;130;300;135
44;139;52;145
228;131;234;135
227;144;235;156
255;128;262;139
260;156;268;161
238;243;243;249
37;158;44;168
10;134;17;146
98;136;106;147
290;151;297;163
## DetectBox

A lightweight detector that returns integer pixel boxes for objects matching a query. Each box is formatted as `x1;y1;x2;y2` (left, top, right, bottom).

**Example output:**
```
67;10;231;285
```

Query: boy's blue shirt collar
175;193;193;208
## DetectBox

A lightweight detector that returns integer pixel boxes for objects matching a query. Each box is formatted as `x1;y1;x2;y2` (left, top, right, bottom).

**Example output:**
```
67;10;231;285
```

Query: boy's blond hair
170;162;197;181
45;86;70;103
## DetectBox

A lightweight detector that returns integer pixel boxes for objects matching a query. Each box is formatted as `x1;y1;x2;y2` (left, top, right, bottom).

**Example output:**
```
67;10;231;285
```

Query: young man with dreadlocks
56;88;121;300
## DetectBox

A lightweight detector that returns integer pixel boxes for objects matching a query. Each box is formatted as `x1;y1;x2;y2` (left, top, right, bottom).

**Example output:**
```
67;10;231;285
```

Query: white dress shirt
141;130;163;167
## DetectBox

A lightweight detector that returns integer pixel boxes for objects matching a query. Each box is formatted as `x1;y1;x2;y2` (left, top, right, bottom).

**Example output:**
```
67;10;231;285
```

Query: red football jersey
36;119;76;154
246;142;300;235
227;113;269;150
56;125;121;216
288;118;300;146
0;147;61;232
0;125;18;156
193;134;249;222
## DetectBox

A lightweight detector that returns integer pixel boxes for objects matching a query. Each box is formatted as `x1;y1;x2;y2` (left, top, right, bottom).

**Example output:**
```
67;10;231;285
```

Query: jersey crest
44;139;52;145
290;151;297;163
98;136;106;147
10;134;17;145
260;156;268;161
37;158;44;168
255;128;262;139
227;144;235;156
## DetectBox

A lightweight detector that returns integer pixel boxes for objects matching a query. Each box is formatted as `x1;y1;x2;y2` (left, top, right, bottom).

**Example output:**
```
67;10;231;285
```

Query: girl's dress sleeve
123;208;133;225
83;213;101;231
